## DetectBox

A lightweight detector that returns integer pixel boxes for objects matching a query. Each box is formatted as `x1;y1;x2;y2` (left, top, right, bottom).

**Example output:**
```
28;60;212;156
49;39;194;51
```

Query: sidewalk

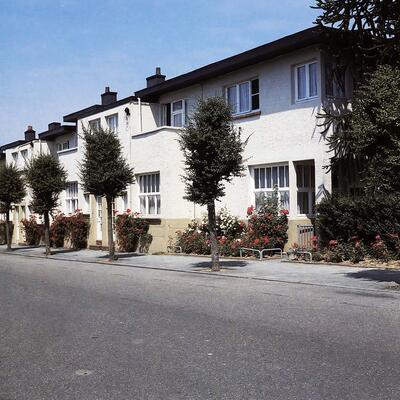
1;244;399;293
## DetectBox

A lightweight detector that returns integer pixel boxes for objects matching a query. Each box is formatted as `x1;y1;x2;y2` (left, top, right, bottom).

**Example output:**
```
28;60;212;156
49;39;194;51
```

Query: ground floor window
66;182;78;214
296;163;315;215
138;173;160;215
253;164;289;210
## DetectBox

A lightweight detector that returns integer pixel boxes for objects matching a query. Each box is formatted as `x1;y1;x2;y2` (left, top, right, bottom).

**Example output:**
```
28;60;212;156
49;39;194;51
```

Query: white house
2;26;350;251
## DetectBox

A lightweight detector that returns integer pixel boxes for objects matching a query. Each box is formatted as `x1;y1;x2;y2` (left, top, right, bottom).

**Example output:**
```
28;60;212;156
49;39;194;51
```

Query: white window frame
226;78;259;115
106;113;118;133
12;152;18;163
295;61;318;102
296;164;315;216
65;181;79;214
121;191;128;211
252;163;290;211
21;149;28;162
57;140;70;152
171;100;185;127
89;118;101;131
138;173;161;216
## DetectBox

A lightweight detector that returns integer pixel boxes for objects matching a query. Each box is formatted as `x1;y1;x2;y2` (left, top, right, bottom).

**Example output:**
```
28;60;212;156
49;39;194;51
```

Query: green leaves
25;153;67;214
0;163;26;211
79;125;134;199
179;97;245;205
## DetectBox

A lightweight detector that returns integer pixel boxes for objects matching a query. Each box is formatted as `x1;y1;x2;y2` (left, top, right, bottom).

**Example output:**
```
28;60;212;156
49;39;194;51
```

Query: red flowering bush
242;192;289;251
50;212;68;248
21;215;44;246
66;211;90;249
369;235;390;261
175;221;210;255
115;211;152;252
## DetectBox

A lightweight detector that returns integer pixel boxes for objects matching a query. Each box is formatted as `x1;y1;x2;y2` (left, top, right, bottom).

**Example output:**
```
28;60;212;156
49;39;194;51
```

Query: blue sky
0;0;318;143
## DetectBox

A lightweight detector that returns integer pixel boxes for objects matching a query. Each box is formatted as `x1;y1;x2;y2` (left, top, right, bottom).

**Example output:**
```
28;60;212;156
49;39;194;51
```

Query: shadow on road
190;260;248;270
346;269;400;284
99;253;146;259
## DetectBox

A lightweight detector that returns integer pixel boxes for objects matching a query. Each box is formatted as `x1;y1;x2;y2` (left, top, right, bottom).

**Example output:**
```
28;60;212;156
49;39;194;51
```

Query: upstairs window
57;140;70;152
12;152;18;163
227;78;259;115
171;100;185;127
106;114;118;133
89;118;100;131
295;62;318;101
21;149;28;162
65;182;78;214
138;173;160;215
325;62;346;98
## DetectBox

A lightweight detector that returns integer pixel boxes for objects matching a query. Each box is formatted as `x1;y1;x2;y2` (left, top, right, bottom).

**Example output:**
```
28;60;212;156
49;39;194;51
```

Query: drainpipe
138;97;143;133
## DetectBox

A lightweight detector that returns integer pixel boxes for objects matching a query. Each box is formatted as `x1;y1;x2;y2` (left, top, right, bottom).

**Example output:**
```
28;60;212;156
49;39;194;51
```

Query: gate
297;225;314;249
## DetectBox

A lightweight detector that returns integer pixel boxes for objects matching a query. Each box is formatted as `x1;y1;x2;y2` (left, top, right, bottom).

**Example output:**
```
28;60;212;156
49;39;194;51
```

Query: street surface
0;253;399;399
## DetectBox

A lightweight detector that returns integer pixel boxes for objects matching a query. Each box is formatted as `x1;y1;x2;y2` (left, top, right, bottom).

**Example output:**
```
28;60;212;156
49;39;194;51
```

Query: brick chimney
24;125;36;142
48;122;61;130
146;67;166;88
101;86;117;105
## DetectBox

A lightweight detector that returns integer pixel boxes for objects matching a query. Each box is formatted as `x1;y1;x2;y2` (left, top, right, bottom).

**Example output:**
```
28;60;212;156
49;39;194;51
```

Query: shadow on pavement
346;269;400;284
190;260;248;270
99;253;146;259
50;248;82;255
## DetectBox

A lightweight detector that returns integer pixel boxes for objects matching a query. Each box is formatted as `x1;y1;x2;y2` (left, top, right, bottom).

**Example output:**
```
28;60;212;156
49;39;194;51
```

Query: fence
297;224;314;250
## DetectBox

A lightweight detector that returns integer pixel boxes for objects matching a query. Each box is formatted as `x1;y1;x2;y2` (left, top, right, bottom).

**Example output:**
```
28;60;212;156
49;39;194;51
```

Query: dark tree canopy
179;97;246;205
25;153;67;214
79;125;134;198
349;65;400;195
314;0;400;79
0;163;26;210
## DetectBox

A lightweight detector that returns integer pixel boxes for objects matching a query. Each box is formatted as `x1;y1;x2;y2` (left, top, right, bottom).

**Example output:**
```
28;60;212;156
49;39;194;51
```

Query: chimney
146;67;166;88
48;122;61;130
24;125;36;142
101;86;117;105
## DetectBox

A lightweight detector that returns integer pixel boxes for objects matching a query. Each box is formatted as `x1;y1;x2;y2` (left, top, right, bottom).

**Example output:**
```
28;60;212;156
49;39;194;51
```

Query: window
89;118;100;131
253;164;289;210
84;193;90;214
121;191;128;211
21;149;28;162
325;62;346;98
106;114;118;133
296;163;315;215
171;100;185;127
57;140;70;152
295;62;318;101
138;173;160;215
227;78;259;115
65;182;78;214
12;152;18;163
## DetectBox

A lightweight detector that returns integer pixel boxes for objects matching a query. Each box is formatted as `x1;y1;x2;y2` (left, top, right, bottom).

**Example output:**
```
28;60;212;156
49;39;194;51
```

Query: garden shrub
21;216;43;246
175;221;210;255
66;211;90;249
50;212;68;248
0;221;11;245
115;211;151;252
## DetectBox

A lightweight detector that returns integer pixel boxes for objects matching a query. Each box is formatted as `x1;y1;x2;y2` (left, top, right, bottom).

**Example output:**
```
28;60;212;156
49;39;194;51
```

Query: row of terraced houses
0;27;352;252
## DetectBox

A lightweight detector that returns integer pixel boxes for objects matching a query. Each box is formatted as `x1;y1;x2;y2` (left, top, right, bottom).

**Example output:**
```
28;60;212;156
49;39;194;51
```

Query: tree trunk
207;201;220;271
6;208;12;251
43;210;51;256
106;196;116;261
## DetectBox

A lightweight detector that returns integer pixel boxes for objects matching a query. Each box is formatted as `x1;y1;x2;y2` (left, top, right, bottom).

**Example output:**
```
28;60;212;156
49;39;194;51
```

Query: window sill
232;110;261;120
57;147;77;155
295;96;318;104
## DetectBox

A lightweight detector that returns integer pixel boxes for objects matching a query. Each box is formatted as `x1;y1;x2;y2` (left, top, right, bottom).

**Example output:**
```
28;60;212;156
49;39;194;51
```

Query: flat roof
135;26;325;101
63;95;136;123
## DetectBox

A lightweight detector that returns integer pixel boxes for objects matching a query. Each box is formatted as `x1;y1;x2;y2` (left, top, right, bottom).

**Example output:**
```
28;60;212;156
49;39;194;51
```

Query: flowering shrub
50;212;68;248
21;215;43;246
115;211;152;252
369;235;390;262
175;220;210;255
66;211;90;249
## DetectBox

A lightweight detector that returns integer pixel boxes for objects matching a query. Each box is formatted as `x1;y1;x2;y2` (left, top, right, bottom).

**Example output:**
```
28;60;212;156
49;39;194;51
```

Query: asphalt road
0;254;399;400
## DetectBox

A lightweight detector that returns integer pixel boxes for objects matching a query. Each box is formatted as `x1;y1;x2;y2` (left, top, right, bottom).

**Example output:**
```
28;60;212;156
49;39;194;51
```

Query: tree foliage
179;97;245;205
349;65;400;194
179;97;246;271
0;163;26;250
79;125;134;259
25;153;67;255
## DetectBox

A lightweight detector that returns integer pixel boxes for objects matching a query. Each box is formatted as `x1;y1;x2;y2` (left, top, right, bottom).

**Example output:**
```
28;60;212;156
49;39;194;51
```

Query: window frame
138;173;161;216
89;118;101;131
171;100;185;127
296;163;315;216
226;78;260;115
65;181;79;214
252;163;290;212
295;61;318;102
106;113;119;133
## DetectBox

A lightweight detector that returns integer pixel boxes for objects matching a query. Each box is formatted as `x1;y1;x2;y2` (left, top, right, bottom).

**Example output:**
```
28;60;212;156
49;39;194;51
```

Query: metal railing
239;247;283;260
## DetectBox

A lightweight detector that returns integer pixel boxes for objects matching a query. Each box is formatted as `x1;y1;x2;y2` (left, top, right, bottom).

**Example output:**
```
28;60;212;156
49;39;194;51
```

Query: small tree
25;154;67;255
179;97;246;271
79;125;134;260
0;164;26;250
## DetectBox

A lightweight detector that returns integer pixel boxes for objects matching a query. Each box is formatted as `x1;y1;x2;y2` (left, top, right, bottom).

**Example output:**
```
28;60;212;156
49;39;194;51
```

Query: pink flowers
126;208;132;213
279;209;289;215
328;239;338;247
263;236;270;245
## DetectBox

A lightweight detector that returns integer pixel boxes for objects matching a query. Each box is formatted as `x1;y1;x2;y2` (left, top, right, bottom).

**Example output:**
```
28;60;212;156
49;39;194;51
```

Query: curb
1;250;399;296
